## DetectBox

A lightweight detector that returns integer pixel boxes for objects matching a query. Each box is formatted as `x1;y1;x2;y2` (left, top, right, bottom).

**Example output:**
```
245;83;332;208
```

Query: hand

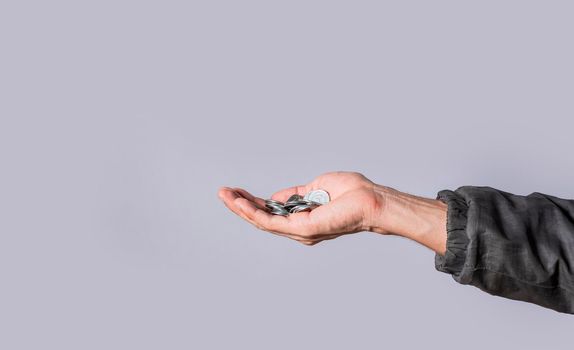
217;171;386;245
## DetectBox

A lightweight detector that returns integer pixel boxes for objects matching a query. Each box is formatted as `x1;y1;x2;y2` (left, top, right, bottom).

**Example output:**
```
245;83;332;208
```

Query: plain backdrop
1;1;573;349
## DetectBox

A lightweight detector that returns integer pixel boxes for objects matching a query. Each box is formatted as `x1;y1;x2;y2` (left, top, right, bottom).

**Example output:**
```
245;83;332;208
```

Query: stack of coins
264;190;330;216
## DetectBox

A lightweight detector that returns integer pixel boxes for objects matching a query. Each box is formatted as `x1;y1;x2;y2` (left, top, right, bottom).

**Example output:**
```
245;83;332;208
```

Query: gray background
1;0;573;349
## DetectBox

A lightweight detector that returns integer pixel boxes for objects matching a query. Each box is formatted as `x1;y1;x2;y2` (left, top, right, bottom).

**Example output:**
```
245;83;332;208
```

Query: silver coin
289;204;311;212
265;190;329;216
286;194;303;203
284;200;310;208
271;207;288;213
289;199;314;205
306;190;330;205
295;201;321;207
290;205;312;213
271;207;289;215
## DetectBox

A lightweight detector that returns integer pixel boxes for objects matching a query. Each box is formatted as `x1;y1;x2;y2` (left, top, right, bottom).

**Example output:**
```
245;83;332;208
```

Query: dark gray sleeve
435;186;574;314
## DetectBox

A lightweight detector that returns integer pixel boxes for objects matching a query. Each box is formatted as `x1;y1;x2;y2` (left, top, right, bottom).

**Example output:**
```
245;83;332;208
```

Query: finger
218;187;251;220
219;187;312;241
231;189;306;238
233;187;267;210
223;189;293;238
271;185;308;202
220;187;342;241
218;187;270;231
237;200;317;241
235;197;290;232
244;203;343;243
235;197;315;239
218;187;240;207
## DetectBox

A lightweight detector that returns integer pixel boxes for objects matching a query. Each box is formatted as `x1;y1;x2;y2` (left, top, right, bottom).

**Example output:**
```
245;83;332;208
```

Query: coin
289;205;309;213
265;189;329;216
265;199;284;206
271;209;289;216
305;190;330;205
286;194;303;203
266;205;284;211
283;200;310;209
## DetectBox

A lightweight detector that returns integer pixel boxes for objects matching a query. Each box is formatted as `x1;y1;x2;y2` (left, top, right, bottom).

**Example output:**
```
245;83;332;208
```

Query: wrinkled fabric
435;186;574;314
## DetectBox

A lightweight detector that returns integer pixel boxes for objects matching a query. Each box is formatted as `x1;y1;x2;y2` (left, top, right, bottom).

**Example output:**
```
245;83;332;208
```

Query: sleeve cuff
434;189;470;280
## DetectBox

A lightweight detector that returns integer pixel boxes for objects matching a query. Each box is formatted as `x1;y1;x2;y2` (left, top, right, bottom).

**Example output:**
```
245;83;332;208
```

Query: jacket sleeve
435;186;574;314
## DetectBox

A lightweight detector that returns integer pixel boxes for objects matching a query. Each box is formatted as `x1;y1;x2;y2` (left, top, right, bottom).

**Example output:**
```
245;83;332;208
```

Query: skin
217;171;448;255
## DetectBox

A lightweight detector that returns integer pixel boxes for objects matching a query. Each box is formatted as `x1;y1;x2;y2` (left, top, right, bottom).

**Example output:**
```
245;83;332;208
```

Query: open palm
218;172;382;245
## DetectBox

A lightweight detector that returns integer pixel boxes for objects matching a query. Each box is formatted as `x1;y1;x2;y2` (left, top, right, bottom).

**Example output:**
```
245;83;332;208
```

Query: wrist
367;185;448;255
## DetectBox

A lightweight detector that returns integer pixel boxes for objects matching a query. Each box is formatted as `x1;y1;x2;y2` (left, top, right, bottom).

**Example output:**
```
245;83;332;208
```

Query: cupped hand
217;171;386;245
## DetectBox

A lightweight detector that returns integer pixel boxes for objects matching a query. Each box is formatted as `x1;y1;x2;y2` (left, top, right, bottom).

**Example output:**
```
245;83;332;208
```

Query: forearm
368;185;448;255
377;184;574;314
